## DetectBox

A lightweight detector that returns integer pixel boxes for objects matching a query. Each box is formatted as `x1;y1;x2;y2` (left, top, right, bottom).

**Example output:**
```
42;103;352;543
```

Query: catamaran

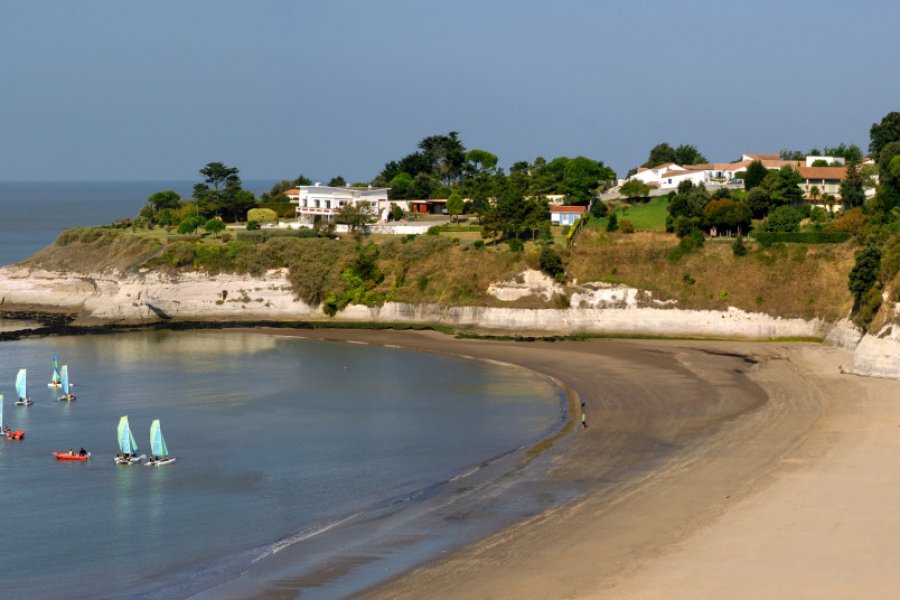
48;353;61;388
1;394;25;440
57;365;76;401
146;419;176;466
114;416;145;465
15;369;31;406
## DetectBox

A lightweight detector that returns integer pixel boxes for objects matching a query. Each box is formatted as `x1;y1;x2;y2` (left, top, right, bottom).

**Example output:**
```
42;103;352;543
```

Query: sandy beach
217;328;898;600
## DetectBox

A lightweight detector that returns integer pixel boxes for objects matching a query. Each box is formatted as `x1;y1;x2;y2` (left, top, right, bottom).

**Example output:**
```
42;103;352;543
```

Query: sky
1;0;897;183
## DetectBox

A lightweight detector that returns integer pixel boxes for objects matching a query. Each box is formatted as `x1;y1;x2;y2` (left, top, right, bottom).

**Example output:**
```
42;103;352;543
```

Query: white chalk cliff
0;266;896;379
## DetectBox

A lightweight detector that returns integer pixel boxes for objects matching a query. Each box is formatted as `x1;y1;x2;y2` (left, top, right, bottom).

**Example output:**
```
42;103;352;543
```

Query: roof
797;166;847;180
285;185;390;193
550;205;587;213
744;153;781;161
761;159;802;169
660;169;698;179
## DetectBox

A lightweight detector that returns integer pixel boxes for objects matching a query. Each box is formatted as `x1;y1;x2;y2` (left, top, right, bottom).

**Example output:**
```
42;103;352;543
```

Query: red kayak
53;452;91;461
5;430;24;441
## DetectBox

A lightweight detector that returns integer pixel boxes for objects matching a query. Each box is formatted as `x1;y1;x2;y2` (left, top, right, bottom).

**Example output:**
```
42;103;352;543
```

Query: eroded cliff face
0;266;896;379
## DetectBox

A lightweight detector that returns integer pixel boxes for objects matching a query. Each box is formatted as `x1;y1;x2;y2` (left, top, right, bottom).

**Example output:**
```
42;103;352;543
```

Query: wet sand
223;329;898;599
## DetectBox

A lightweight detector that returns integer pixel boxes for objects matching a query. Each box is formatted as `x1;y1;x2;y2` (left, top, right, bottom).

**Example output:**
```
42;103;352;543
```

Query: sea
0;183;567;598
0;180;277;267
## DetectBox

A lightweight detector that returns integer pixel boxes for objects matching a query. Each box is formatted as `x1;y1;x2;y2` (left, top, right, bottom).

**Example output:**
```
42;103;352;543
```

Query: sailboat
48;353;61;388
1;394;25;440
114;416;145;465
146;419;176;466
15;369;31;406
57;365;77;401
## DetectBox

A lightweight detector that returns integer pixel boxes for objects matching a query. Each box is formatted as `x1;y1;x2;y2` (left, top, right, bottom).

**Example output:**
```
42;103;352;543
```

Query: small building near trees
550;205;586;226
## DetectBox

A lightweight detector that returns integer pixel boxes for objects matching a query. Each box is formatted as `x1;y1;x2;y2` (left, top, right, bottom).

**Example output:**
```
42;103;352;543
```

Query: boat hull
146;457;176;466
5;430;25;440
54;452;90;461
15;398;32;406
58;394;77;402
114;454;145;465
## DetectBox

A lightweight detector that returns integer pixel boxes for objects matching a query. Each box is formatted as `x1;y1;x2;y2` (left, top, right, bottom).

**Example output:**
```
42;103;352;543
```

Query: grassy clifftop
22;225;857;321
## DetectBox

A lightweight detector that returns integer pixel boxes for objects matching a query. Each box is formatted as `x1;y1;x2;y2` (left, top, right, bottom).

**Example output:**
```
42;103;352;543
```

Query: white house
631;163;684;186
550;205;586;226
284;184;391;224
657;168;708;189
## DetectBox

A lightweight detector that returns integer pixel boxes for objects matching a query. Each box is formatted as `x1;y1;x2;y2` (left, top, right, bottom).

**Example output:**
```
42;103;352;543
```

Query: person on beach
581;413;587;428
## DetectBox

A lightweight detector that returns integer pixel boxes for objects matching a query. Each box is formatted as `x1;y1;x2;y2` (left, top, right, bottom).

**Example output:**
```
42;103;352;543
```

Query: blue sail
117;416;139;455
51;354;60;384
60;365;69;395
15;369;26;399
150;419;169;458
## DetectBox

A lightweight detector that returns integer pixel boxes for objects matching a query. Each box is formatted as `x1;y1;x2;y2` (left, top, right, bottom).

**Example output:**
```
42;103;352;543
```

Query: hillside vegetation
19;224;860;322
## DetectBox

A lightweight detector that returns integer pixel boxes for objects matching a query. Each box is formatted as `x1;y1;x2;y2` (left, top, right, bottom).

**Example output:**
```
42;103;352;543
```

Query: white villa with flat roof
284;184;391;224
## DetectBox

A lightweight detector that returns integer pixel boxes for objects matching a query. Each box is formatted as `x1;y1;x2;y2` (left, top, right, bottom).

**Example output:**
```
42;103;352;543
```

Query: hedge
750;231;850;245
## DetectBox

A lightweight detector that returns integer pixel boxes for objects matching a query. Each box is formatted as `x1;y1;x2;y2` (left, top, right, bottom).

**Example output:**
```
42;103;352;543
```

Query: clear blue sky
1;0;896;182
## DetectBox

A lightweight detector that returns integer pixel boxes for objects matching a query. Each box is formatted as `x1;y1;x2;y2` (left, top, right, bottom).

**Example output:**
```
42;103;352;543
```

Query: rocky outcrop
1;266;897;379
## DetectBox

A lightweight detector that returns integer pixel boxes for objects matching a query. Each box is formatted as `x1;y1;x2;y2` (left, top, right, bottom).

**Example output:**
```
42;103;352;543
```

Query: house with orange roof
550;205;586;226
797;166;846;211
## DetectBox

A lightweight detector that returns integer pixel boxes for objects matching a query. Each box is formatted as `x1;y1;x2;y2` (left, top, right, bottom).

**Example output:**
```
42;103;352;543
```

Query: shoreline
198;328;797;599
3;321;899;597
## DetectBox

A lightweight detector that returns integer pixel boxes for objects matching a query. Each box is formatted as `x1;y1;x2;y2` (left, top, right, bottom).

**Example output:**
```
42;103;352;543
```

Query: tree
744;187;769;219
780;149;805;161
848;245;882;306
590;200;608;218
808;185;821;203
765;205;802;232
328;176;347;187
148;190;181;212
620;179;650;201
823;144;863;162
702;199;751;234
539;247;565;278
406;172;438;199
465;149;498;172
200;162;240;194
743;160;768;190
217;186;257;222
390;204;404;222
387;172;413;199
177;216;204;234
675;144;708;166
732;236;748;256
203;218;226;237
768;166;803;206
446;192;463;223
607;212;619;232
869;112;900;158
643;143;677;168
811;159;829;167
336;201;375;235
418;131;466;184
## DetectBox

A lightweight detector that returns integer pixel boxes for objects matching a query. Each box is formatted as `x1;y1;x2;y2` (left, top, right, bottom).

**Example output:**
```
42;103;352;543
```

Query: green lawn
591;196;670;231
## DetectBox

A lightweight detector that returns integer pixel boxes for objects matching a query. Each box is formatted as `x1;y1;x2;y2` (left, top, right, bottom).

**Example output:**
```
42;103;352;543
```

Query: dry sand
239;329;899;599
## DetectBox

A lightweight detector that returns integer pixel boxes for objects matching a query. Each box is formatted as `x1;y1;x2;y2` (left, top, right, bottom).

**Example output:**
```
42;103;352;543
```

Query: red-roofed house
550;205;586;226
797;166;847;210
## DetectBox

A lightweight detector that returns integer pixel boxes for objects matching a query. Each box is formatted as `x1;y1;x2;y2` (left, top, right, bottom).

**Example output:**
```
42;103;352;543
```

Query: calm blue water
0;331;561;598
0;181;276;266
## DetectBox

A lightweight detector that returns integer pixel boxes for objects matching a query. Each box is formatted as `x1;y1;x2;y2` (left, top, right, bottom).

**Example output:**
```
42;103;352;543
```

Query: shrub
732;235;748;256
619;219;635;234
591;200;608;218
474;240;484;249
246;220;261;231
765;206;803;233
247;208;278;224
539;247;565;278
607;213;619;232
508;238;524;252
849;244;882;306
750;231;850;244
